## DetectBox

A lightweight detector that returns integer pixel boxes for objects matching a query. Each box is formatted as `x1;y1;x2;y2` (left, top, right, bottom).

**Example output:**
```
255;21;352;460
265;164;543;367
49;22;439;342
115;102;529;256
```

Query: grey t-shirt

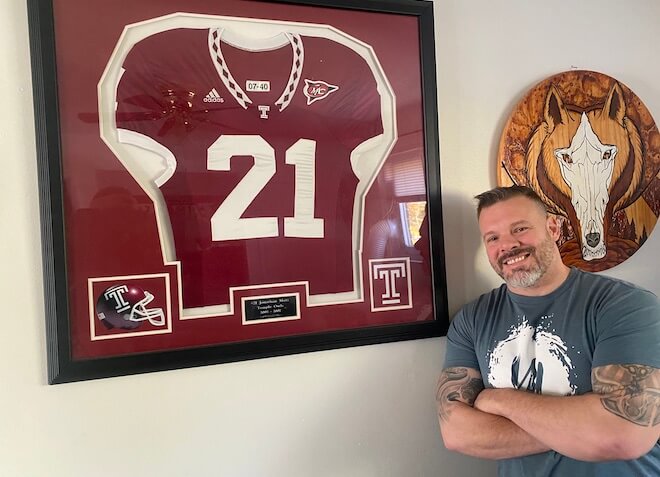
444;268;660;476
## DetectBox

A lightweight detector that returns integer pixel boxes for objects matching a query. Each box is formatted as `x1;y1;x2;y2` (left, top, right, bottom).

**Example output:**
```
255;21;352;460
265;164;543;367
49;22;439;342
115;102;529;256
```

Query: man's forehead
478;196;546;227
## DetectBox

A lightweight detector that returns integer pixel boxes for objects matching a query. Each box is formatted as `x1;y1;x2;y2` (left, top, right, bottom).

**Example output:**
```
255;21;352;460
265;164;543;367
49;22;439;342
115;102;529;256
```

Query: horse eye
603;150;611;160
562;153;572;164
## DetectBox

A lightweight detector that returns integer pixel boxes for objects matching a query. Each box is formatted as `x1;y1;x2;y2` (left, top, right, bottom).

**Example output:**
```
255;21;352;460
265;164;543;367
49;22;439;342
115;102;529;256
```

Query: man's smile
498;248;534;268
503;253;529;266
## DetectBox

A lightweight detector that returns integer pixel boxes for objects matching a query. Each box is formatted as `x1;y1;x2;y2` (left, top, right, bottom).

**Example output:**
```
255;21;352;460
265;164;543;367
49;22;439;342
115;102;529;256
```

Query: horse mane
613;116;644;211
525;122;568;216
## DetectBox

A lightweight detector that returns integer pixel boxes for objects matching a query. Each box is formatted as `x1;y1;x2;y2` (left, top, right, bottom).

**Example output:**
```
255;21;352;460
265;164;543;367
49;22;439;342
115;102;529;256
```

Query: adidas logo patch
203;88;224;103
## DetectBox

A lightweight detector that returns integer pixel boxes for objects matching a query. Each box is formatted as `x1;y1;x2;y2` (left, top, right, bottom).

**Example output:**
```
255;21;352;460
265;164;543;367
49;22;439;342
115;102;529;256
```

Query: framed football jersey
27;0;448;383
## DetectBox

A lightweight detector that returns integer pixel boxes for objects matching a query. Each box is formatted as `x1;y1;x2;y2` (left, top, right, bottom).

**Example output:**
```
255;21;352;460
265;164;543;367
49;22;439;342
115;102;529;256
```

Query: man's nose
498;235;521;252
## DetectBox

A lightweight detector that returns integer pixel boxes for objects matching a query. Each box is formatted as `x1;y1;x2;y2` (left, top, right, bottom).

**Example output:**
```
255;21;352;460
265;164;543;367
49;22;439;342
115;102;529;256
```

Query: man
436;185;660;475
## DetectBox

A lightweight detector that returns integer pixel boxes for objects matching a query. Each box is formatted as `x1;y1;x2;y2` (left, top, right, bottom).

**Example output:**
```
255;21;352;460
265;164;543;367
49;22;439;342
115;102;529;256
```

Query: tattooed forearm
436;367;484;422
592;364;660;427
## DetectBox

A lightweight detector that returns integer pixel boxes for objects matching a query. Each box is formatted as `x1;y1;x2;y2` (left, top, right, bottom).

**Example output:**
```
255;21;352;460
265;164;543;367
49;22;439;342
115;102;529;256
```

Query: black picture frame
27;0;448;384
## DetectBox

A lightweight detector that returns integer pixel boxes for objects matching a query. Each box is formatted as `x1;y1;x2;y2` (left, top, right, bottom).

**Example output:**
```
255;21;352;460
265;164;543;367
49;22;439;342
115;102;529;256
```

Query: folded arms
436;364;660;461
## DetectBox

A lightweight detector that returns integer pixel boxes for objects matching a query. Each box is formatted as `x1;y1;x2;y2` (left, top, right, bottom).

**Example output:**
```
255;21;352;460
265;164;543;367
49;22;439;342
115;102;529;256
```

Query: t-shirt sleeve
443;306;481;371
592;284;660;368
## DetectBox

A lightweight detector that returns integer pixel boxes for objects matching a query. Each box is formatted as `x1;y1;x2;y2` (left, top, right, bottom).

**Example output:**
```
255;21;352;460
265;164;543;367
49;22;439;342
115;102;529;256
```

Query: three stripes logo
203;88;224;103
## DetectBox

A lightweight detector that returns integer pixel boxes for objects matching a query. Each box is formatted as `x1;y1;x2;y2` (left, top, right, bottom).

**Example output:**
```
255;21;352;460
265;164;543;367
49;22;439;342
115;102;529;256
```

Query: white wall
1;0;658;476
436;0;660;301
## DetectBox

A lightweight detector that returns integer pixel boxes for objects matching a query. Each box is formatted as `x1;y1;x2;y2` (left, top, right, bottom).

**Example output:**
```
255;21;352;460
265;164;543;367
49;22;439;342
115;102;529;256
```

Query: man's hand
473;387;510;415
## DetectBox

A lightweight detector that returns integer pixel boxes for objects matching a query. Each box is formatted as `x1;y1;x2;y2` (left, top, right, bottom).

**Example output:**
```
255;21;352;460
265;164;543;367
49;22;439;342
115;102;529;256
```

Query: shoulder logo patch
303;79;339;105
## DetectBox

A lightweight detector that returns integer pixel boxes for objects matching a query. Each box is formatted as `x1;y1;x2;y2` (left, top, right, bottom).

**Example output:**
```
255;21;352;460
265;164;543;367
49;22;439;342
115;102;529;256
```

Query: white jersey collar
208;28;304;112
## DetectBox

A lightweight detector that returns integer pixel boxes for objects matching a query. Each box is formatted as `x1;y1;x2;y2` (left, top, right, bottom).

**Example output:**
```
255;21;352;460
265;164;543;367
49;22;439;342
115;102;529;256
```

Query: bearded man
436;185;660;476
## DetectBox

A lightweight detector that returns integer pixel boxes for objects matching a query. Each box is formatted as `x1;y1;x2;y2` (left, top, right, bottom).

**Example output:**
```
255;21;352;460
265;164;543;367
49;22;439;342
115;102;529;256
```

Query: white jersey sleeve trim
116;128;177;187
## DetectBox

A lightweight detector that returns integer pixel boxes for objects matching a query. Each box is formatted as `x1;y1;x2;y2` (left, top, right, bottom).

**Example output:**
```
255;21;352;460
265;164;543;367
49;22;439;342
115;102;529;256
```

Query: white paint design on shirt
487;316;577;396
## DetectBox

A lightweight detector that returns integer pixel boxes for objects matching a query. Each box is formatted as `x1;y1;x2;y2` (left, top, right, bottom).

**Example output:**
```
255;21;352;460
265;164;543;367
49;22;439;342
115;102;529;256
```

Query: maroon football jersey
113;21;390;314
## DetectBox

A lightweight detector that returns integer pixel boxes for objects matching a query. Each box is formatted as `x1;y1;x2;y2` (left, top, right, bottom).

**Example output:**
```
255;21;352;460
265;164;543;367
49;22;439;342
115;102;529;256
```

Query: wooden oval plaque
498;70;660;271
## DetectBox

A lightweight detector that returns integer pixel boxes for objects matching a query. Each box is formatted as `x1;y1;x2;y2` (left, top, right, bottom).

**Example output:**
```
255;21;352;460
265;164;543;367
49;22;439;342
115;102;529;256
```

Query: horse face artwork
553;114;617;259
498;71;660;271
530;83;644;262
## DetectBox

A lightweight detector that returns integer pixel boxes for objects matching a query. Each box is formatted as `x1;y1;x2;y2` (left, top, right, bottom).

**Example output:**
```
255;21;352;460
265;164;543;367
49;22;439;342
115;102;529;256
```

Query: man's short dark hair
475;185;548;217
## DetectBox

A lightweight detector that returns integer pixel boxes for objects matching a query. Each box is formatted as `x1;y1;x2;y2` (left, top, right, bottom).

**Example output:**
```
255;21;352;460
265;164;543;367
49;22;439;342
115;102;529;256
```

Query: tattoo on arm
592;364;660;427
436;367;484;422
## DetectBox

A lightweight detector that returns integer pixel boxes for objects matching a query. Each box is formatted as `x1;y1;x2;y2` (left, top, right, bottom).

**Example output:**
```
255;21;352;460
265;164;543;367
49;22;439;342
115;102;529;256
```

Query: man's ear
546;214;562;241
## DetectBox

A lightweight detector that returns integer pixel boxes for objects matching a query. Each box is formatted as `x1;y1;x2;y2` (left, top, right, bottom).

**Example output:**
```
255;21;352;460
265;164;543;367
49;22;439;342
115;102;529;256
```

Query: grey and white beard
497;235;556;289
504;264;546;289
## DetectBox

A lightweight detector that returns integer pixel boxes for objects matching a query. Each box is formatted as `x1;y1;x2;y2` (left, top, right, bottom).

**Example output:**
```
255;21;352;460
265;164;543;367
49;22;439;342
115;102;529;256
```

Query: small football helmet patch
96;284;165;330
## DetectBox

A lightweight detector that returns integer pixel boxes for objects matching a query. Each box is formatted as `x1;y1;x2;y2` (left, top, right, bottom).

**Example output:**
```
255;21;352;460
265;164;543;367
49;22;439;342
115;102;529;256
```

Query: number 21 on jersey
207;135;324;241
